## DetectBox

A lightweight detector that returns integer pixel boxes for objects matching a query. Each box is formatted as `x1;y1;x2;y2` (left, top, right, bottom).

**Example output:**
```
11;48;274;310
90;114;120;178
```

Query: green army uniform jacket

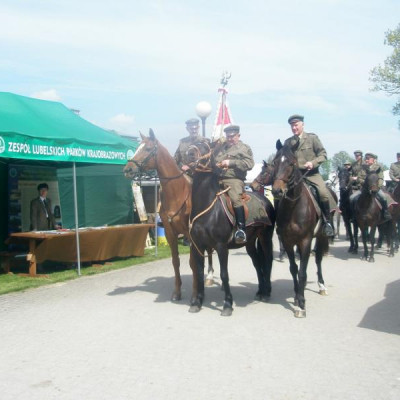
359;162;385;189
389;161;400;181
214;141;255;181
284;132;327;173
174;135;209;168
351;158;364;189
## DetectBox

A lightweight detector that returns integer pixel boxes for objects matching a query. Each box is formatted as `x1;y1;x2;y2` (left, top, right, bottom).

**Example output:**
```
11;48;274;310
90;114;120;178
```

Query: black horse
271;139;329;318
354;168;394;261
337;166;359;253
187;142;275;316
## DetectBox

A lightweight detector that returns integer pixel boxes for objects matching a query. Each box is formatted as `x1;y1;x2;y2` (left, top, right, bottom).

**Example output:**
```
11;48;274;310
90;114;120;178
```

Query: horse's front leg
189;247;205;313
285;245;299;308
360;227;369;261
215;243;232;316
368;226;377;262
294;240;312;318
164;227;182;301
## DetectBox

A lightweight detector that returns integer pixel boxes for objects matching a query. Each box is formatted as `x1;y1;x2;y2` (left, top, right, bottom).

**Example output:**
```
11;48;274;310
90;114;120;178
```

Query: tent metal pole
72;162;81;275
154;177;158;257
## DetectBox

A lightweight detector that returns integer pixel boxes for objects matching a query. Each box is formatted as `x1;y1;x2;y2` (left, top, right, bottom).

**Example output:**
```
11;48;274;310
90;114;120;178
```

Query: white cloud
107;113;136;134
30;89;61;102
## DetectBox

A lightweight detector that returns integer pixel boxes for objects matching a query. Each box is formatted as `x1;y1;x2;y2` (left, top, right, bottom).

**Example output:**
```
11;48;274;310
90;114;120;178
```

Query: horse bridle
186;142;212;172
129;142;184;181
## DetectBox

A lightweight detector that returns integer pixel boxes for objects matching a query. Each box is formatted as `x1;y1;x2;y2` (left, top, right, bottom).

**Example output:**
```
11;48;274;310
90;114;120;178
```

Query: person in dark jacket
30;183;57;231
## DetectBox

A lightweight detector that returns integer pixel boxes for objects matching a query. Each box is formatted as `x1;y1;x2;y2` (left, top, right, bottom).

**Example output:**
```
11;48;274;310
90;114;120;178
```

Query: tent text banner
0;134;135;164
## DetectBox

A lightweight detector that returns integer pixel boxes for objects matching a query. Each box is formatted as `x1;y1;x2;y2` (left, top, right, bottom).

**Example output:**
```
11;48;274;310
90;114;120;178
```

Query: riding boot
376;191;392;221
321;200;335;237
233;206;247;244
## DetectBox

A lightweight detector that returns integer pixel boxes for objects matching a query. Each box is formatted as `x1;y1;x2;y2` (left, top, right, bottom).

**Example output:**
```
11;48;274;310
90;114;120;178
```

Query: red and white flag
212;87;234;141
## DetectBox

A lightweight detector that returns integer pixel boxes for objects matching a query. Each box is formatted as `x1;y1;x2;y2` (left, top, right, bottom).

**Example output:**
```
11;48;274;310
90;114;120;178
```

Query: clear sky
1;0;399;167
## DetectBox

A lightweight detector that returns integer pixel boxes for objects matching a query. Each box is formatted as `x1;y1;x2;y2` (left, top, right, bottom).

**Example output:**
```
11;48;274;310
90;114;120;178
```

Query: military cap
397;152;400;157
224;125;240;135
343;161;351;165
288;114;304;124
354;150;363;156
37;183;49;191
365;152;377;159
185;118;199;126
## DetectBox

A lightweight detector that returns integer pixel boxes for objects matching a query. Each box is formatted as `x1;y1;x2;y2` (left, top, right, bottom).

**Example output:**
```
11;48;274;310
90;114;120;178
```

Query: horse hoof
188;305;201;313
294;309;306;318
255;293;270;302
294;298;299;307
368;257;375;263
171;293;182;301
319;290;328;296
221;308;233;317
205;279;214;287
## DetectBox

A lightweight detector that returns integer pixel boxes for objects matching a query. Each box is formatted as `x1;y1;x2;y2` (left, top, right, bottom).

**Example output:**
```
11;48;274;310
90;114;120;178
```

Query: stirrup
323;222;334;237
234;229;247;244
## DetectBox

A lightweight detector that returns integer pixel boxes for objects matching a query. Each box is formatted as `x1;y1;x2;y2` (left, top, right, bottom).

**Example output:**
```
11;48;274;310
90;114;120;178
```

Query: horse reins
189;187;230;257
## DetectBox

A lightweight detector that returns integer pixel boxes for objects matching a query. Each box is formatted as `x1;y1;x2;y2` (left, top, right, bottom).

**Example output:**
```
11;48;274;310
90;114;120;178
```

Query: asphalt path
0;235;399;400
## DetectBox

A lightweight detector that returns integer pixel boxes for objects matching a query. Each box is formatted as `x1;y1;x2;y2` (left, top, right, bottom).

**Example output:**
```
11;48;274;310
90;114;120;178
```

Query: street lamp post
195;101;212;137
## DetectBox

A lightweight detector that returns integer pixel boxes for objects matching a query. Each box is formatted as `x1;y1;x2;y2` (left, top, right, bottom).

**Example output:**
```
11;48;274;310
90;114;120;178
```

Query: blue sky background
1;0;399;166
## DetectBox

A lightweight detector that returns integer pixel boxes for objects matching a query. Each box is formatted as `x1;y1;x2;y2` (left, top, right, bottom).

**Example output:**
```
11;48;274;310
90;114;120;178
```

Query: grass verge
0;244;190;296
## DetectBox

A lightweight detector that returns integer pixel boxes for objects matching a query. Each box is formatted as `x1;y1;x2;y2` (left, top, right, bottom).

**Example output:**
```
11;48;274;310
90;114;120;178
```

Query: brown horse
271;139;329;318
123;129;209;303
354;168;395;261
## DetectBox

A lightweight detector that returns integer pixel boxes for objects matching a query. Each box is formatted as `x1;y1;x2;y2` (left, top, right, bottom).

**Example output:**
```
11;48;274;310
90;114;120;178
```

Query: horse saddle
303;183;322;218
220;192;272;227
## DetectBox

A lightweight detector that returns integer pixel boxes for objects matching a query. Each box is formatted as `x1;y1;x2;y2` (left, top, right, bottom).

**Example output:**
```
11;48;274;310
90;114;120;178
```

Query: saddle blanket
219;193;272;227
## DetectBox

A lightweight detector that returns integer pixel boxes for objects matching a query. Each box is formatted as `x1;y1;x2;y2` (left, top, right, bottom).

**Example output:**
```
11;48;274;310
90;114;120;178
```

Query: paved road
0;236;399;400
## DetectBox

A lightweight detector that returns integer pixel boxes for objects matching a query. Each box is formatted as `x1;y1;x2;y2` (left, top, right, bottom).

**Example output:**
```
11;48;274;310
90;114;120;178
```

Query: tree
330;151;354;170
370;24;400;128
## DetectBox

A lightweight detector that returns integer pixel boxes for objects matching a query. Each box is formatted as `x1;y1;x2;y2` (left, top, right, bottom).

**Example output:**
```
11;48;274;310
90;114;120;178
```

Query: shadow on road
358;279;400;336
107;273;303;315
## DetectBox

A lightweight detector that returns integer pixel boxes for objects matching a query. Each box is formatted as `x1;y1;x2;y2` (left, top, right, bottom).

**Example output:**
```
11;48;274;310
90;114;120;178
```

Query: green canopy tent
0;92;139;273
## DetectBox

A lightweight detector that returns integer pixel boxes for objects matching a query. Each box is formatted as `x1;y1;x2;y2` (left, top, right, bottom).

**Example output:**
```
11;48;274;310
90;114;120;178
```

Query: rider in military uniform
389;152;400;190
214;125;254;244
351;150;364;190
284;114;335;237
360;152;391;221
174;118;209;174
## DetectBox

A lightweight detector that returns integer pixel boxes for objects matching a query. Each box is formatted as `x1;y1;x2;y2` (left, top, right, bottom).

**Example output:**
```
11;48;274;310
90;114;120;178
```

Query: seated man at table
30;183;57;231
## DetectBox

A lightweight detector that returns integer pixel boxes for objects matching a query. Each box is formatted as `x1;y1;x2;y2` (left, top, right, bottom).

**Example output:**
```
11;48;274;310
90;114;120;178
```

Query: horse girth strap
160;189;191;223
189;187;231;257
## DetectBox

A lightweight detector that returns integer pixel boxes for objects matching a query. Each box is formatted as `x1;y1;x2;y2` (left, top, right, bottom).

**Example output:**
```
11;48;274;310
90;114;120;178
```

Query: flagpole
213;71;231;140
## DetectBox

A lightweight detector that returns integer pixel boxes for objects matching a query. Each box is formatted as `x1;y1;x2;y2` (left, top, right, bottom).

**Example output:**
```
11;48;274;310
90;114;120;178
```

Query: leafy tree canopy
370;24;400;128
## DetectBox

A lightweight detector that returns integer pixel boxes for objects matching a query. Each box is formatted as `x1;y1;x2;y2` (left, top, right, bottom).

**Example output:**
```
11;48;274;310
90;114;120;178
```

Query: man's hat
397;152;400;157
37;183;49;191
288;114;304;124
365;152;377;159
185;118;199;126
224;125;240;135
344;161;351;165
354;150;363;155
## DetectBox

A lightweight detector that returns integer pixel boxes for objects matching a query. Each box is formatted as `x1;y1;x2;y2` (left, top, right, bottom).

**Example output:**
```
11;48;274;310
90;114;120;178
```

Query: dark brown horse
337;166;359;253
187;142;275;316
354;168;395;261
123;129;206;303
271;139;329;318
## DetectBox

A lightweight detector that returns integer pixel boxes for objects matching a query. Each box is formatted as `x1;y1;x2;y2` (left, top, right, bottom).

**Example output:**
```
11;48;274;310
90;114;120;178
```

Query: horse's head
363;167;381;195
186;141;213;172
250;160;274;192
123;129;158;179
337;166;351;191
271;138;299;199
